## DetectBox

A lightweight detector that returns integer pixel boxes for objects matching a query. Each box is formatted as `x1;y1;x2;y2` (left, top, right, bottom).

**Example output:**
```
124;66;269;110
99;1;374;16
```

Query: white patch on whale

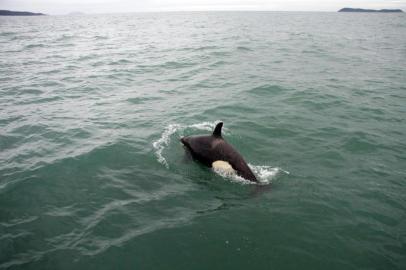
214;163;289;185
212;160;236;176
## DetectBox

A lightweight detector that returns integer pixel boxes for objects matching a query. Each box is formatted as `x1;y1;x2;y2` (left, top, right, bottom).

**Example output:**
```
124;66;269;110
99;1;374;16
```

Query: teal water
1;12;406;269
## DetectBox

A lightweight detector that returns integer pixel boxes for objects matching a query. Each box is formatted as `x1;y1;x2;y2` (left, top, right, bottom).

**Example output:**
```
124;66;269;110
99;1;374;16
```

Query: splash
213;164;289;185
152;124;181;168
249;164;289;185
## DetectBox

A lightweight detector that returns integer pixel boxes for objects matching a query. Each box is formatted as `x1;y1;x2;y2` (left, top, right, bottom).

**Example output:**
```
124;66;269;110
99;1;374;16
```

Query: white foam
214;169;255;185
189;121;220;131
249;164;289;185
152;124;181;168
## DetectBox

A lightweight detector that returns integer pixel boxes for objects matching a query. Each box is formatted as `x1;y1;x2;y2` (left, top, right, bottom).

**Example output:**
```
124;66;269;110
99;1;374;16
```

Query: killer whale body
180;122;257;182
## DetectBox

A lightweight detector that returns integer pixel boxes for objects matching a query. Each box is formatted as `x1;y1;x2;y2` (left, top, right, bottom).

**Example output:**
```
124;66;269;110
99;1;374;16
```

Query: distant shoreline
0;10;46;16
338;8;403;13
1;9;405;16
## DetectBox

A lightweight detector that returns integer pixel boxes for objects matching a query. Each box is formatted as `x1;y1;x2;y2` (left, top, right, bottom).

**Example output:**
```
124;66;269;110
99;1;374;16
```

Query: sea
0;11;405;270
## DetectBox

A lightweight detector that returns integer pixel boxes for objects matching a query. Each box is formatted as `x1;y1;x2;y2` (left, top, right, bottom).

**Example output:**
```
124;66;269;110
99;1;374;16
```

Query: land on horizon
338;7;403;12
1;8;404;16
0;10;45;16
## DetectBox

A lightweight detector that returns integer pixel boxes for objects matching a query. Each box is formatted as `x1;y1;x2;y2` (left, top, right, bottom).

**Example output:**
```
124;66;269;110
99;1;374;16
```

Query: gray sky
1;0;405;14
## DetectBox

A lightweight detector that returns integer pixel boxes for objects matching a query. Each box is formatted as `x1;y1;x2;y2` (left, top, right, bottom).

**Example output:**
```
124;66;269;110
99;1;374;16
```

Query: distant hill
0;10;45;16
338;8;403;13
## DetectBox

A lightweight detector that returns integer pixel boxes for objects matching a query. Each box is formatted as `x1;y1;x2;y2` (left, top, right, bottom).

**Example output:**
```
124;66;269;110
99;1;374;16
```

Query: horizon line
3;8;404;16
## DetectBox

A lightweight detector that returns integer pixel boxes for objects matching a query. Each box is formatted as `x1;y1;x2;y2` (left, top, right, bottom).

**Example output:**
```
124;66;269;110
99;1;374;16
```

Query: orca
180;122;257;182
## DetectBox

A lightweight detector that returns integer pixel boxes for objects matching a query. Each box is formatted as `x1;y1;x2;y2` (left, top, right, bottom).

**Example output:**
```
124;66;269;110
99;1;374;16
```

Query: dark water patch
301;99;345;111
8;124;48;138
18;88;43;95
0;148;198;260
55;34;75;42
24;43;45;49
207;60;229;68
0;115;25;128
191;79;220;89
248;84;288;96
356;187;406;215
263;126;298;138
341;136;379;154
37;69;62;75
127;96;162;104
108;59;132;65
161;60;197;69
0;31;17;37
77;54;99;62
21;60;47;66
301;48;326;55
94;35;108;40
1;141;138;195
91;60;107;67
236;46;252;51
44;54;66;60
359;106;385;116
65;128;94;140
16;95;63;105
364;79;387;84
209;50;231;57
309;126;348;140
225;120;268;139
282;89;318;104
282;90;347;112
54;42;76;48
0;77;14;83
317;150;346;168
179;45;219;52
65;141;141;170
0;134;24;152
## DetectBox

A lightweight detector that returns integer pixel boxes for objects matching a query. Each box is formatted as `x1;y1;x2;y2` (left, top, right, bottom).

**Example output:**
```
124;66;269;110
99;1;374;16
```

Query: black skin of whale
180;122;257;182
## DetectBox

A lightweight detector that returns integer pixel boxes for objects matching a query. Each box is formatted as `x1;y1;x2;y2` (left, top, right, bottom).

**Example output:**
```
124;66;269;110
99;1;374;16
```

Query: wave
152;121;288;184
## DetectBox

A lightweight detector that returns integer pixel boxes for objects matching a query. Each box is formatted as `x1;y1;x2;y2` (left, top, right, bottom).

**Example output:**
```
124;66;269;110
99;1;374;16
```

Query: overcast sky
1;0;405;14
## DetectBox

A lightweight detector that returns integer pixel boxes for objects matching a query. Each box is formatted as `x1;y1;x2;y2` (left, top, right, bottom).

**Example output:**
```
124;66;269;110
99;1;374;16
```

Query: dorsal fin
213;122;223;137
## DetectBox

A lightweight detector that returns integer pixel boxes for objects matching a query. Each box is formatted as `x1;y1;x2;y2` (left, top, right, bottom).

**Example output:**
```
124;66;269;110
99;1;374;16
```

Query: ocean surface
0;12;405;269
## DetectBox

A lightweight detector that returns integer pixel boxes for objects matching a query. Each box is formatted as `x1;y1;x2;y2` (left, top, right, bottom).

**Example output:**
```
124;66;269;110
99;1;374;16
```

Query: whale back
180;122;257;182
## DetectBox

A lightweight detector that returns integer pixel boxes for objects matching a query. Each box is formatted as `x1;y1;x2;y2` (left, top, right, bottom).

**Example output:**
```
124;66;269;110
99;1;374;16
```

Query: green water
0;12;405;269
